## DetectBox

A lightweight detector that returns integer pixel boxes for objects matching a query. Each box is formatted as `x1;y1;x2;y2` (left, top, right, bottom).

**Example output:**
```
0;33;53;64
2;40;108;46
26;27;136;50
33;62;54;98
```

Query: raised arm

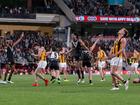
13;32;24;47
59;47;65;54
135;50;139;55
90;38;99;52
46;51;51;56
79;39;89;51
66;47;74;55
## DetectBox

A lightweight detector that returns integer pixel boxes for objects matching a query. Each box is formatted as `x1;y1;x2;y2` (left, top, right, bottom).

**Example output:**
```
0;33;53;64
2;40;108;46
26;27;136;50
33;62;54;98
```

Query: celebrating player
69;33;89;84
4;32;24;83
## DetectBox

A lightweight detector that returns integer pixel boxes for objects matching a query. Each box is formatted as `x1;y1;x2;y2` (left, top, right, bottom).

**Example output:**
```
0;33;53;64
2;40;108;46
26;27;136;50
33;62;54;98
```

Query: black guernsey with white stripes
7;46;14;64
72;40;82;61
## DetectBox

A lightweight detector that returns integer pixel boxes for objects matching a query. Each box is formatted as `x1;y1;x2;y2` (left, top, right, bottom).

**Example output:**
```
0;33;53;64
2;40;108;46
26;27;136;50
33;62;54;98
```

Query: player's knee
35;69;39;74
110;72;116;76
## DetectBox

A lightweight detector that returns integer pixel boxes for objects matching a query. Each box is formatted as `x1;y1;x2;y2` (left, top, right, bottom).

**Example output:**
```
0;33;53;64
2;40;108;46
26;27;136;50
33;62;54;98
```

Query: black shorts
73;53;82;61
50;60;59;70
0;63;6;69
0;63;1;69
7;60;15;67
82;61;91;67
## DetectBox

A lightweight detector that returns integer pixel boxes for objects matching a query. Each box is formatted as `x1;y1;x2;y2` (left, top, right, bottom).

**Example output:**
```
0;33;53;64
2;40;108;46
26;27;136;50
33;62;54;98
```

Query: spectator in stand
0;5;32;18
0;0;139;17
69;0;140;16
0;30;139;75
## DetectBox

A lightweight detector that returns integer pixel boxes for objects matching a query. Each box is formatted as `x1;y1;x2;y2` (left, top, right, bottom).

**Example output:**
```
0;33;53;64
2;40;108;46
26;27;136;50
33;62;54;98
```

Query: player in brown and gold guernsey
130;49;140;76
97;46;107;81
58;47;69;81
32;46;49;87
109;28;129;91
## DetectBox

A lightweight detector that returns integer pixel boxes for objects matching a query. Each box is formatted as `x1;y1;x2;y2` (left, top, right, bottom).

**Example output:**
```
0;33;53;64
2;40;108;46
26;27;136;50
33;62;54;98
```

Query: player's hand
96;38;100;42
98;34;103;39
104;57;109;61
108;54;115;59
21;32;24;37
88;50;92;55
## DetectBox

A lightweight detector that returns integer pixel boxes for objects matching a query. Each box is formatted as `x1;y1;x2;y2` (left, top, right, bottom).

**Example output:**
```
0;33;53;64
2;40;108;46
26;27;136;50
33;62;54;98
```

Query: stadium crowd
0;31;63;66
0;5;35;18
0;0;140;18
0;31;140;67
70;0;140;16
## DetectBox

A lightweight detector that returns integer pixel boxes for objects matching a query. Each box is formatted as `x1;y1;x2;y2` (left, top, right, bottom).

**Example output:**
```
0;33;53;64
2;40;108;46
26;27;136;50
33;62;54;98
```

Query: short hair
52;46;57;51
99;45;104;50
122;28;128;37
72;33;79;39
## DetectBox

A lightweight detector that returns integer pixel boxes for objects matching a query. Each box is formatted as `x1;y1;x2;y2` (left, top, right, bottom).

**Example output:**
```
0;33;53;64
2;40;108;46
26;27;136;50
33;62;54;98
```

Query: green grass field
0;75;140;105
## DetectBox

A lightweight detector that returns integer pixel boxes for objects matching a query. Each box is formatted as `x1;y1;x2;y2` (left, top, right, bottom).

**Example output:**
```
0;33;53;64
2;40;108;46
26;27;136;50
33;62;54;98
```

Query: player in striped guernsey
68;33;89;84
97;46;107;81
49;46;60;84
130;50;140;77
32;46;49;87
59;47;69;81
4;32;24;84
109;28;129;91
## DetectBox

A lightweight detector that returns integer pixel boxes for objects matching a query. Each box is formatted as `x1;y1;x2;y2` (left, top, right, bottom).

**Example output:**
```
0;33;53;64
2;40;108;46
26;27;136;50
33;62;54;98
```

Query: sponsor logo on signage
87;16;97;21
76;16;85;21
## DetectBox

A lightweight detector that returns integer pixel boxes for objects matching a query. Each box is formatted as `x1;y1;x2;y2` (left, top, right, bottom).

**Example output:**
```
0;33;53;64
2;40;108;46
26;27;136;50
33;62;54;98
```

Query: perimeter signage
76;16;140;23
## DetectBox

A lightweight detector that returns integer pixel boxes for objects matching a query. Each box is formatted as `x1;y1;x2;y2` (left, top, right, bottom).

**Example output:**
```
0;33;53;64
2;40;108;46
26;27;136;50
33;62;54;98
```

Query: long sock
36;73;45;81
81;71;84;79
57;78;61;84
8;70;14;81
51;76;56;81
115;85;119;88
4;71;8;81
122;80;126;84
89;80;92;83
114;80;119;88
0;67;2;79
77;70;81;79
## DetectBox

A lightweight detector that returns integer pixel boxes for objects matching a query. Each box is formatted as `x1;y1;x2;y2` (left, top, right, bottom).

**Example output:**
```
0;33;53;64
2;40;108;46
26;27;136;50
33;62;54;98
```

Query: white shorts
59;62;67;68
110;57;123;67
131;63;139;69
98;61;106;69
37;61;47;69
